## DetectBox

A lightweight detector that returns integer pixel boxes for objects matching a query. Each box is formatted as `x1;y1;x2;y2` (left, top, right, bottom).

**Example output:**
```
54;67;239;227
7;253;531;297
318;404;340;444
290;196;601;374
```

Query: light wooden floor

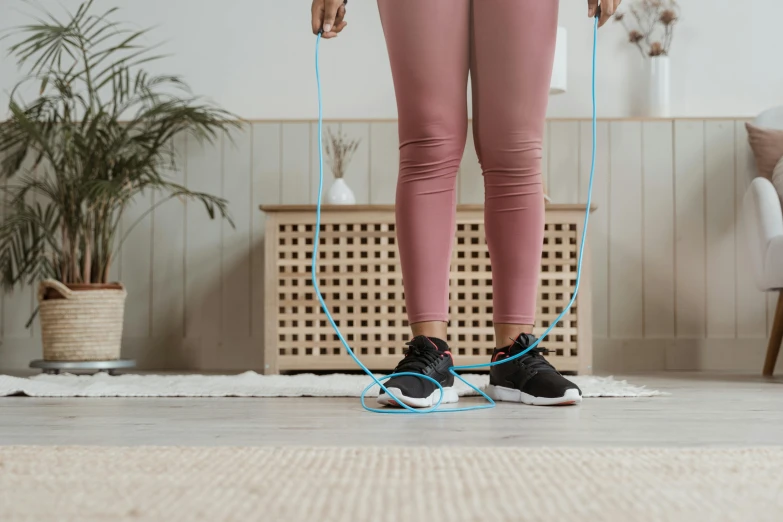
0;373;780;447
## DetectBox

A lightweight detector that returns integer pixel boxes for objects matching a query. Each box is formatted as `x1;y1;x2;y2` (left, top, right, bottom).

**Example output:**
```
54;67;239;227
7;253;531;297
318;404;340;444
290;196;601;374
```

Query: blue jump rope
312;15;599;414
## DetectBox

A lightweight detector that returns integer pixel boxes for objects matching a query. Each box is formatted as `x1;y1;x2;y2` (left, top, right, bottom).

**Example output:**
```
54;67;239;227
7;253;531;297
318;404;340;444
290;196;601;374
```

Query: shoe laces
394;340;444;374
509;337;557;374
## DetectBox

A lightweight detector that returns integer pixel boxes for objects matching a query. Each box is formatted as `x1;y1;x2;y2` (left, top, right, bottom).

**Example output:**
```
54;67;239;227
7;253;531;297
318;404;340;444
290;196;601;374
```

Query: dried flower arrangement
615;0;679;58
324;128;360;180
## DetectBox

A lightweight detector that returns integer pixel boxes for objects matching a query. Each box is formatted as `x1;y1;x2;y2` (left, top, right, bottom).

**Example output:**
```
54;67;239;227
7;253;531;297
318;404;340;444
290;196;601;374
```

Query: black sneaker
377;336;458;408
486;333;582;406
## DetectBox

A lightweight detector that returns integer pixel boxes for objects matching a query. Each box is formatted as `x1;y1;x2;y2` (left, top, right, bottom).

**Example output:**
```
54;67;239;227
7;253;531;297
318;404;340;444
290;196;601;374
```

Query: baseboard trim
0;336;776;374
0;337;264;373
593;337;773;374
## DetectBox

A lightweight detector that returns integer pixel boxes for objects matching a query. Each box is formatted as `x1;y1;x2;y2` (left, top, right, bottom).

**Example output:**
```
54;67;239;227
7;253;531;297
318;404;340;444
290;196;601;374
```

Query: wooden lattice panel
276;222;406;359
263;206;592;375
449;222;579;364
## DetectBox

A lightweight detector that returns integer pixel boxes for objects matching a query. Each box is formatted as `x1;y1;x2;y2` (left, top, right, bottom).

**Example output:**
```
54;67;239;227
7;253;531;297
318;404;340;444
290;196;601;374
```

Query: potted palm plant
0;1;236;362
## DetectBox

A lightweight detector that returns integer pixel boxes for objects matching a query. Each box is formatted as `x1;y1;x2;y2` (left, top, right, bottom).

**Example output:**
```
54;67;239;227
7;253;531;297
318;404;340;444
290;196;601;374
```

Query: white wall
1;0;782;119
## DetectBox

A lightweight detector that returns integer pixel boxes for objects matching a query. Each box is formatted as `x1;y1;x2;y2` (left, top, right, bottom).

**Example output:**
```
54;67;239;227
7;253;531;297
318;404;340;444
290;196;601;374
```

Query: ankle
493;324;534;348
410;321;447;341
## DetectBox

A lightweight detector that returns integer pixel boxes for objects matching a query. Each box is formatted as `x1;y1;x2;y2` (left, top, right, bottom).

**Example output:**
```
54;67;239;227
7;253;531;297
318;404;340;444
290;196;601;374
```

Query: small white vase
326;178;356;205
647;56;671;117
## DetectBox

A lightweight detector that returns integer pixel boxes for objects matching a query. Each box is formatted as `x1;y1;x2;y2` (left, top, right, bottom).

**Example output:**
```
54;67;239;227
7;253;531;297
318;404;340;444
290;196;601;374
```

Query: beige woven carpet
1;446;781;522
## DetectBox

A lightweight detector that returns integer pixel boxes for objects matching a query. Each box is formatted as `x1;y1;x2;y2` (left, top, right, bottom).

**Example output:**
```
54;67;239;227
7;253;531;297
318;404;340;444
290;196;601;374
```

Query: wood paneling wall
0;118;774;373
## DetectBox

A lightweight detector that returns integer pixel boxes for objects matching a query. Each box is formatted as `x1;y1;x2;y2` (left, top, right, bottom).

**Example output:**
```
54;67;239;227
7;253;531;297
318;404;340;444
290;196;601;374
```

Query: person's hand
311;0;348;39
588;0;622;28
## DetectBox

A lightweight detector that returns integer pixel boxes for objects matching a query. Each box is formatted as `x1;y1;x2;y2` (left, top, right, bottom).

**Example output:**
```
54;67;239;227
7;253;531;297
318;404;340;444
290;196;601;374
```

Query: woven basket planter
38;279;127;362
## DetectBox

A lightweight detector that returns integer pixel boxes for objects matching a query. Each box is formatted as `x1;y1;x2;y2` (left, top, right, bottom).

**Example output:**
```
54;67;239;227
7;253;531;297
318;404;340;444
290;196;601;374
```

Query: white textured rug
0;371;662;398
0;446;780;522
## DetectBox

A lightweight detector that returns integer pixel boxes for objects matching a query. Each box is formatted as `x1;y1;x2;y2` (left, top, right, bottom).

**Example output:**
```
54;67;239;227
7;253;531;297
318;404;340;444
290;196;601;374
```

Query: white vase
326;178;356;205
647;56;671;117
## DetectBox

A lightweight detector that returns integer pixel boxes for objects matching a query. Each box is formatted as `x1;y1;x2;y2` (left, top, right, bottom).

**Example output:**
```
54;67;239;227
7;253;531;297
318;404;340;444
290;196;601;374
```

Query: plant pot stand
29;359;136;375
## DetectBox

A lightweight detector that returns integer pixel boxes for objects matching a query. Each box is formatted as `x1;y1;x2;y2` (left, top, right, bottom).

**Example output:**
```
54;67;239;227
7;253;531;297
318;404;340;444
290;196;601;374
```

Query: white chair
742;106;783;376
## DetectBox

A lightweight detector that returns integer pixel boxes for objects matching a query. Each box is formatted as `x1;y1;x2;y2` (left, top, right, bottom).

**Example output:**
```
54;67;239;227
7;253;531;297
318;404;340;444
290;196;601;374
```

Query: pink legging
378;0;559;325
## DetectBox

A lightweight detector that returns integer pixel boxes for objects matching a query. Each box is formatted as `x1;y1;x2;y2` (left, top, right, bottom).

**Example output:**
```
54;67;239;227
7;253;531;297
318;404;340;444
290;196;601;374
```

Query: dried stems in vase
615;0;679;58
324;129;360;180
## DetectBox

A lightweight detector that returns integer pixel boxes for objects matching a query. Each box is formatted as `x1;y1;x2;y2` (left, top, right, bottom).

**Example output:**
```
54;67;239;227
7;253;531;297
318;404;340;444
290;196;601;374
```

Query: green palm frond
0;200;62;289
0;0;237;289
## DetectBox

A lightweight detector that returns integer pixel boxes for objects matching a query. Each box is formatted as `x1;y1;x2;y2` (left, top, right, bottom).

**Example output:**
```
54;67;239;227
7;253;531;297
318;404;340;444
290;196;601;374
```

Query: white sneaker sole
486;385;582;406
377;386;459;408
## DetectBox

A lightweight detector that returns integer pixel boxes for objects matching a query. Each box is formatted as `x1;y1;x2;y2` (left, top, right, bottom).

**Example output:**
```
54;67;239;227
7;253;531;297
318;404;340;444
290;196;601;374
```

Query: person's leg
472;0;581;405
375;0;469;407
470;0;556;345
378;0;470;338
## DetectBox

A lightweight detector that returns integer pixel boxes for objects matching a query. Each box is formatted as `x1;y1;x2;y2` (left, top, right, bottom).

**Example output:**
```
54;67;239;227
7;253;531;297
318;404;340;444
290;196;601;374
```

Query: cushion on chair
746;123;783;180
